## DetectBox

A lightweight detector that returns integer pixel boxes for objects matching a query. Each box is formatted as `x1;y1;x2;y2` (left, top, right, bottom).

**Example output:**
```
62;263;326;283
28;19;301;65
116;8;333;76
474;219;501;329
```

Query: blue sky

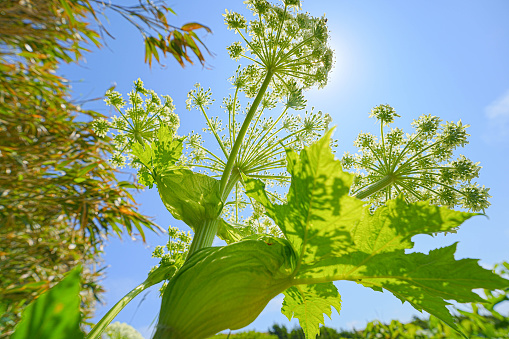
60;0;509;337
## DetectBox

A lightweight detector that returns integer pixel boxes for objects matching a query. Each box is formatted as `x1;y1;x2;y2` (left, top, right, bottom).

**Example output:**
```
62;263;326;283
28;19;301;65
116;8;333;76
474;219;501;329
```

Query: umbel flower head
224;0;334;97
91;79;180;168
184;82;332;231
92;1;336;240
342;104;491;212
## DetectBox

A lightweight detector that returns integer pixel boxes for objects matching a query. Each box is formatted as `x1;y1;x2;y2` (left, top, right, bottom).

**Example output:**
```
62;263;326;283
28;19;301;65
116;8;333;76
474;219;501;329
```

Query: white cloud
485;89;509;119
484;89;509;142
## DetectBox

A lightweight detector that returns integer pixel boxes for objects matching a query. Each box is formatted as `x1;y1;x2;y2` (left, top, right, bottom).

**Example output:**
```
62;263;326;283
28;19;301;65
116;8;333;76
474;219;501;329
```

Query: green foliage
282;283;341;338
156;169;223;230
151;226;193;294
0;31;154;339
244;129;364;274
261;288;509;339
155;237;295;338
0;222;102;337
152;226;193;270
11;267;83;339
215;331;278;338
86;226;192;339
98;80;181;169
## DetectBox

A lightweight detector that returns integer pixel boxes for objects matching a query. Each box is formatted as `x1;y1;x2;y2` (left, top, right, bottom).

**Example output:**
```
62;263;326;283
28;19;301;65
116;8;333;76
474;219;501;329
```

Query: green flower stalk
341;104;491;212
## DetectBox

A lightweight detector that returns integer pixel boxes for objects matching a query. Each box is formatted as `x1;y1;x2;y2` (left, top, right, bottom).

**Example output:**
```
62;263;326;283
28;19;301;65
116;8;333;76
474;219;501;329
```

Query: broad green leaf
131;142;152;168
156;169;222;230
351;196;474;254
245;131;509;337
244;129;364;272
282;283;341;339
332;244;509;332
153;130;184;172
300;196;476;279
12;266;83;339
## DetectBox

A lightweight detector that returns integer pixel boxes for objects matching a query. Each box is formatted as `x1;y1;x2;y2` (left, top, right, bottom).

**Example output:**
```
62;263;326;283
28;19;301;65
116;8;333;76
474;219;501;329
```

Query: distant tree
0;0;210;336
317;327;340;339
269;324;289;339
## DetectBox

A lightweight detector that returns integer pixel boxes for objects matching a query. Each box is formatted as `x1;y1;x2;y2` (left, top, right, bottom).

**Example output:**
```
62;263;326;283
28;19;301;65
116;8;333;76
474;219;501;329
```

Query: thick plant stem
186;169;242;259
222;167;242;202
187;71;273;259
354;174;395;200
86;282;148;339
219;70;274;197
187;218;221;258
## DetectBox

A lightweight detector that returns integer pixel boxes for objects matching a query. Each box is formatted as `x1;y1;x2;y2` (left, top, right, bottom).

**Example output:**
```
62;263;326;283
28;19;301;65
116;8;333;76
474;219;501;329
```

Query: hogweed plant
86;1;507;338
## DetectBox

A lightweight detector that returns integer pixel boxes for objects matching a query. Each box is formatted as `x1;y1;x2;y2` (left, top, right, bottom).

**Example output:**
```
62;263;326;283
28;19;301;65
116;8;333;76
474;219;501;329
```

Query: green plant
84;1;508;338
215;330;278;339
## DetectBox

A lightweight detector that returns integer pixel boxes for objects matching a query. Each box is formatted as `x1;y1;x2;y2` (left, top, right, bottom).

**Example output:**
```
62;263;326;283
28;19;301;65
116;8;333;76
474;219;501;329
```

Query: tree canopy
0;0;210;336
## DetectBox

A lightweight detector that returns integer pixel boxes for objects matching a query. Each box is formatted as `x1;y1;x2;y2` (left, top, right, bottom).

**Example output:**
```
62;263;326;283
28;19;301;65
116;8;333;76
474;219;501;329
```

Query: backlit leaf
246;131;509;338
181;22;212;33
282;283;341;338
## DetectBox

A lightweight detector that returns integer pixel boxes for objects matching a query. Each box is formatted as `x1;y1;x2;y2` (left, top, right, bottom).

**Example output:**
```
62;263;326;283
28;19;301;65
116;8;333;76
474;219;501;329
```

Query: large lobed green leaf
245;131;509;338
244;129;365;274
11;266;83;339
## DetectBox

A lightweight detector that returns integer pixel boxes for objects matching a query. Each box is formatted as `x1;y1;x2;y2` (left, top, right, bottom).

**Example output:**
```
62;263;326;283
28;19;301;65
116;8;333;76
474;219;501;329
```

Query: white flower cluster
224;0;334;99
91;79;180;168
342;105;491;212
